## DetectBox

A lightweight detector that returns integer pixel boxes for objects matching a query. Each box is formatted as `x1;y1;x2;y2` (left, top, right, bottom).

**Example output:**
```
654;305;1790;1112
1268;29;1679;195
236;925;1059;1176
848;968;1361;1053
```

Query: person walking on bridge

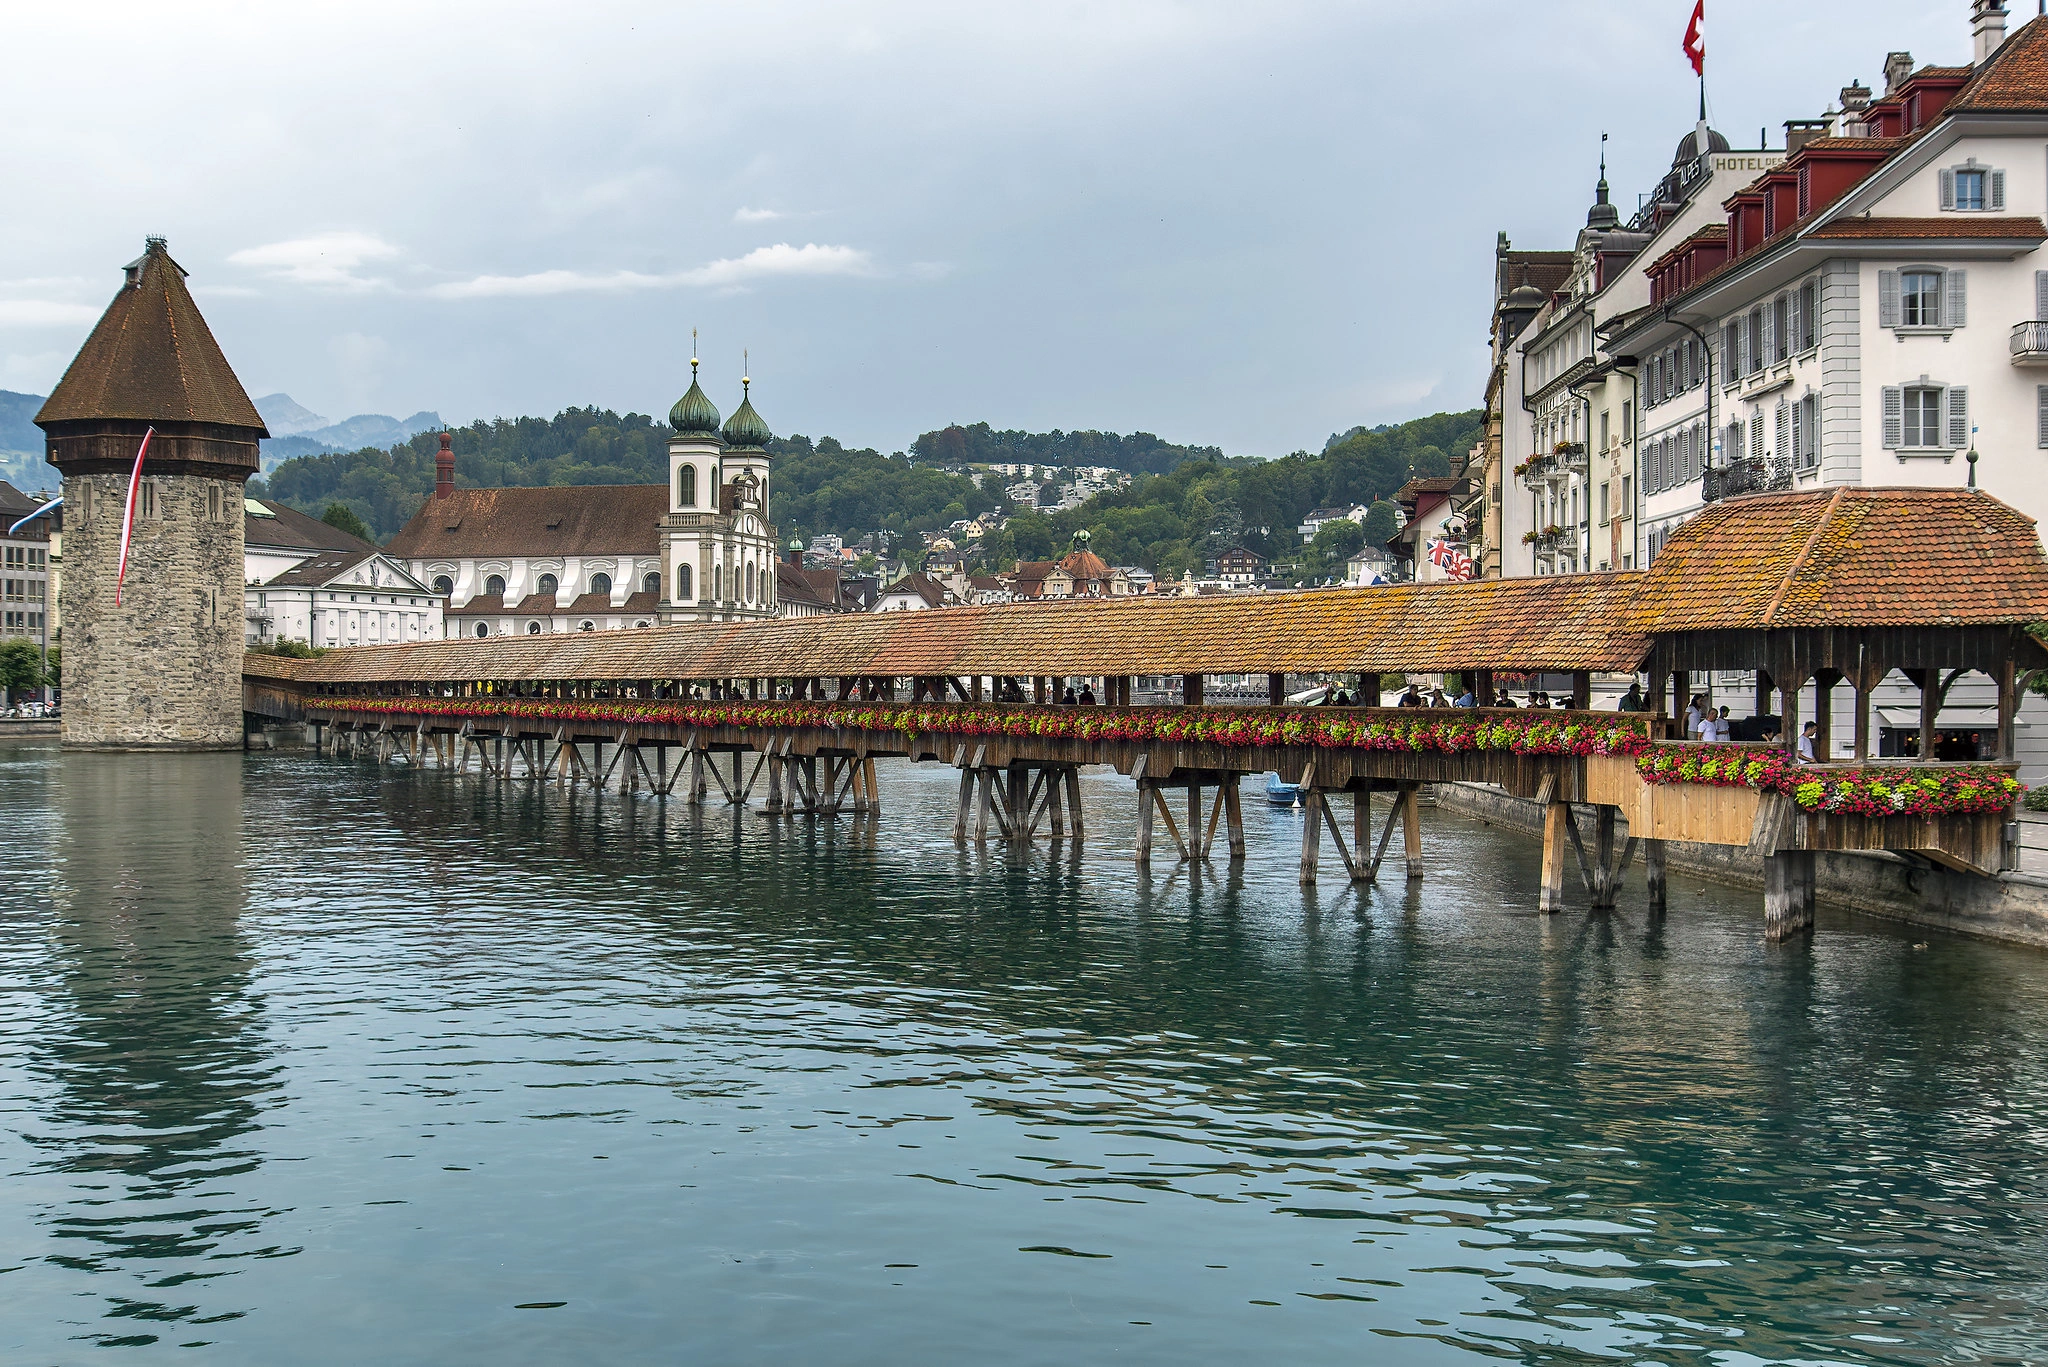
1397;683;1424;707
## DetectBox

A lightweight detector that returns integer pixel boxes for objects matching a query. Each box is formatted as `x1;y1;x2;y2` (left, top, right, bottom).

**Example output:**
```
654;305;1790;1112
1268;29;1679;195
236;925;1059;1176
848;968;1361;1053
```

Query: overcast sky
1;0;1973;456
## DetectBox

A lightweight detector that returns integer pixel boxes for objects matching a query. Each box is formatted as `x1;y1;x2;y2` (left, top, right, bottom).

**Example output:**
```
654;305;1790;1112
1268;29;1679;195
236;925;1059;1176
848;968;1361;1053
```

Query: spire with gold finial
668;327;722;436
721;348;773;451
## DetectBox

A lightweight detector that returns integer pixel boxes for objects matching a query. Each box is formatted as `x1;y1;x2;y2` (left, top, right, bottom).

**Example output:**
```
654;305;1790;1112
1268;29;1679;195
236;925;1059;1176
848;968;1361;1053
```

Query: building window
475;622;490;637
1598;482;1610;524
579;620;595;632
1941;162;2003;212
1798;278;1817;351
432;575;453;595
527;621;543;634
678;465;697;508
744;562;756;602
714;564;723;600
590;572;612;597
1620;475;1631;513
1902;271;1940;327
1620;399;1633;442
137;482;159;520
642;571;660;595
536;572;558;596
1881;267;1963;330
1773;295;1790;363
676;563;692;599
485;573;506;595
1903;387;1940;447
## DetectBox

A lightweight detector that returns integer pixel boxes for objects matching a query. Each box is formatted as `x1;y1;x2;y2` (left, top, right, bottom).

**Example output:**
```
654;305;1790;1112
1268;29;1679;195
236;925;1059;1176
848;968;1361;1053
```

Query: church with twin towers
382;348;822;639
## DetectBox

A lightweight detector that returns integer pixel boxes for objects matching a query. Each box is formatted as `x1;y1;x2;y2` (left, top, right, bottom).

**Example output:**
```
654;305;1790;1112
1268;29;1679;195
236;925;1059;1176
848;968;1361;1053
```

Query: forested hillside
909;422;1228;475
973;409;1480;579
251;402;1481;575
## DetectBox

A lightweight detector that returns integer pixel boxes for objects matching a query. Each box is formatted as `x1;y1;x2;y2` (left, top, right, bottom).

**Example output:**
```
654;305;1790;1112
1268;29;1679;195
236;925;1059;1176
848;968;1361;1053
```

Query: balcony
2011;321;2048;365
1521;526;1568;555
1515;452;1558;491
1702;457;1793;503
1553;441;1588;476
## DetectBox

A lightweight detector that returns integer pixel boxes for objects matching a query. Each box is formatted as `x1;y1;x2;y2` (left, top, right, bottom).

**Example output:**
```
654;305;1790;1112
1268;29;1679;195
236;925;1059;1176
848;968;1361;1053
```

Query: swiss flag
1683;0;1705;77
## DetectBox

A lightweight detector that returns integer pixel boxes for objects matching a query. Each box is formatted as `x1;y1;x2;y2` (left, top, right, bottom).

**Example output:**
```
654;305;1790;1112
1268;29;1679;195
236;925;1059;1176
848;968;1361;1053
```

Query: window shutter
1801;280;1818;350
1991;169;2006;211
1939;168;1956;210
1788;288;1804;356
1879;269;1901;328
2037;272;2048;321
1722;324;1738;386
1737;318;1751;376
1761;304;1776;362
1946;268;1967;327
1791;397;1806;468
2038;386;2048;448
1882;387;1903;448
1750;412;1764;462
1946;386;1970;449
1775;400;1790;463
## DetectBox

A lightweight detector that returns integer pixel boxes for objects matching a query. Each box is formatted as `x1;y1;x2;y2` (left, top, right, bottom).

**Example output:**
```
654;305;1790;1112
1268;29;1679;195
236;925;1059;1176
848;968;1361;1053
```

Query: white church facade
384;363;805;638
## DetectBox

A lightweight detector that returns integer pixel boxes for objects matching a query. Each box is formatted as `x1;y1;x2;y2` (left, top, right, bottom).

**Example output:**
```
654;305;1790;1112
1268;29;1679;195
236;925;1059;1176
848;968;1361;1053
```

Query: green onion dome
721;377;772;451
668;359;721;436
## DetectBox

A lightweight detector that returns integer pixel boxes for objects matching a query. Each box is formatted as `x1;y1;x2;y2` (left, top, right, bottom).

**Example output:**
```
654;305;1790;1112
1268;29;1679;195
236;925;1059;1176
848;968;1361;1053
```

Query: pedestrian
1078;683;1097;705
1061;686;1079;705
1617;681;1645;712
1398;683;1424;707
1454;684;1476;708
1798;720;1818;762
1428;687;1450;708
1684;694;1705;739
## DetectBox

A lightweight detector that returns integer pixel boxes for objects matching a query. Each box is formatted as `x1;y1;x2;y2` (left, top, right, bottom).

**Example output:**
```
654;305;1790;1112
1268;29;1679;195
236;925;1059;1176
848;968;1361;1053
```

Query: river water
4;740;2048;1365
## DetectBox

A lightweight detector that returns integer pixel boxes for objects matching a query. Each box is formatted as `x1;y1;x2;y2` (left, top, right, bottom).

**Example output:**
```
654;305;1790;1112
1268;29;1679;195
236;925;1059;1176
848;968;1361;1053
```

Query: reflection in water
11;750;278;1348
4;744;2048;1363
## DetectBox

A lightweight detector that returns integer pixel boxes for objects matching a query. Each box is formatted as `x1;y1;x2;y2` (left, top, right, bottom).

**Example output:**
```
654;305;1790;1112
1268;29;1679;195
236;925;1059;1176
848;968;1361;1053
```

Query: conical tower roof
721;377;772;451
36;238;266;433
669;358;722;437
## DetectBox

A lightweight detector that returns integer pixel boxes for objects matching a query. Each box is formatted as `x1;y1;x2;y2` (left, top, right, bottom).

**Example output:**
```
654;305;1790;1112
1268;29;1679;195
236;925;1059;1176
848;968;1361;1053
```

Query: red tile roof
384;484;667;559
1949;17;2048;112
1806;215;2048;240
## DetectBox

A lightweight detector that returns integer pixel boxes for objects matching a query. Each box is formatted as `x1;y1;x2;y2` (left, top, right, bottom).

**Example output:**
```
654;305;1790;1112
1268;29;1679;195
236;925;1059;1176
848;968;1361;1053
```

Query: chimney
434;431;455;499
1974;0;2010;65
1839;80;1872;113
1883;51;1915;95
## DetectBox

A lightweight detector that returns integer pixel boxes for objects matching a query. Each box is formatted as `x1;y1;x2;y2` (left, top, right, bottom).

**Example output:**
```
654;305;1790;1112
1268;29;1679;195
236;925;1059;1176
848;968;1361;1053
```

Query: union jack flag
1425;538;1475;581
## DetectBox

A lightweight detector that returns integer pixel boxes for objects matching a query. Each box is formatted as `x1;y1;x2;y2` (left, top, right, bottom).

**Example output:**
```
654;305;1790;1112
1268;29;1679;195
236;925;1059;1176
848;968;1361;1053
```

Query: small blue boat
1265;773;1302;808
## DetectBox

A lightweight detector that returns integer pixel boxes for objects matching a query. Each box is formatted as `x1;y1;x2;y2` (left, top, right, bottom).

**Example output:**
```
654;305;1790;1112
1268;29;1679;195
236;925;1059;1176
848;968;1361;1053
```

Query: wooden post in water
1592;805;1616;909
1134;781;1155;867
1644;839;1667;910
1539;799;1569;913
1400;781;1423;879
1223;776;1245;860
1064;767;1083;839
1763;849;1815;940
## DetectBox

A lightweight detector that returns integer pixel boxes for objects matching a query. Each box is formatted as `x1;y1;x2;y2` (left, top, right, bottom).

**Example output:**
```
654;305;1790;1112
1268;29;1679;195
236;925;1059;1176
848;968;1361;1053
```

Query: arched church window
676;564;692;599
714;565;723;600
643;571;660;595
745;562;756;602
591;572;612;597
678;465;697;508
485;574;506;596
537;573;559;596
579;621;595;632
526;621;542;635
475;622;490;637
432;574;453;596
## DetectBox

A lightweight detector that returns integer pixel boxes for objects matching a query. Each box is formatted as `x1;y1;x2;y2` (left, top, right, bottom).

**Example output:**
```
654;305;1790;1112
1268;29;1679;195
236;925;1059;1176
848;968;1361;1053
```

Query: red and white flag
115;426;153;607
1683;0;1705;77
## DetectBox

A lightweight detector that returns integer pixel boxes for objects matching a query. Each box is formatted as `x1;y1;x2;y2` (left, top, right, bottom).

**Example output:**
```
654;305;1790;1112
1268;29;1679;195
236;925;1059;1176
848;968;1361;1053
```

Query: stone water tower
36;239;268;749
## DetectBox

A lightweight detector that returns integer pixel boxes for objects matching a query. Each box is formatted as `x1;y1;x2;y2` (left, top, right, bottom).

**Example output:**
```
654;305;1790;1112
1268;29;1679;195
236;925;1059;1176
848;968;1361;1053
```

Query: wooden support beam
1539;800;1569;913
1562;808;1598;897
1297;759;1321;886
1135;780;1155;866
1400;781;1423;879
1763;849;1815;940
1151;786;1190;862
1998;655;2018;762
1065;766;1084;839
1571;671;1591;710
1182;673;1204;706
1268;672;1285;706
1317;792;1358;879
1187;781;1202;858
1223;777;1244;860
1359;675;1381;708
1644;838;1667;910
1202;783;1226;862
1591;805;1617;909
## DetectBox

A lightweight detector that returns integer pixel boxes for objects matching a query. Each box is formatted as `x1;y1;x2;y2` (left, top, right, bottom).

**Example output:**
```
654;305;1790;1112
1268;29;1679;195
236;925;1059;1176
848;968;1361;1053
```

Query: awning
1875;706;2022;728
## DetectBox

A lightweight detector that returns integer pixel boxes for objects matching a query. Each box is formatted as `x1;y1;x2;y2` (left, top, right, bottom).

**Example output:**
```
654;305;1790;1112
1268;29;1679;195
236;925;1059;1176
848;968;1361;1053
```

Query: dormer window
1940;160;2004;212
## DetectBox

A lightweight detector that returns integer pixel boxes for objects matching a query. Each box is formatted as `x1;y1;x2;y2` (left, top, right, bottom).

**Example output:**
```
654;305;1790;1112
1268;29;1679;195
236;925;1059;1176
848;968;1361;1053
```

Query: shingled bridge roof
265;489;2048;687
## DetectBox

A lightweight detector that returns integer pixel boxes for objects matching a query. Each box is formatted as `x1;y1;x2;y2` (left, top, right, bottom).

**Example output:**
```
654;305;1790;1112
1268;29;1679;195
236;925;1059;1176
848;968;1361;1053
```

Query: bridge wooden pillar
1268;673;1285;706
1644;839;1667;910
1539;800;1569;913
1359;675;1381;708
1764;850;1815;940
1182;674;1203;706
1399;782;1423;879
1570;671;1592;710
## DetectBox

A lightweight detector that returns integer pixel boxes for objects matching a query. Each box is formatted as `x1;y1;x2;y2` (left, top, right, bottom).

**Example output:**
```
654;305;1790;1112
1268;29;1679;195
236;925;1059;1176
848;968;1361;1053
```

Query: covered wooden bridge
246;488;2048;939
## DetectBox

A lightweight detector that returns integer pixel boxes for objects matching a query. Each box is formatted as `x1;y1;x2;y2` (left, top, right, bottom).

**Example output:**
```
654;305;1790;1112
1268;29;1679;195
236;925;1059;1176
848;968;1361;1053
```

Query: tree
321;502;372;542
0;638;43;703
1360;500;1399;548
